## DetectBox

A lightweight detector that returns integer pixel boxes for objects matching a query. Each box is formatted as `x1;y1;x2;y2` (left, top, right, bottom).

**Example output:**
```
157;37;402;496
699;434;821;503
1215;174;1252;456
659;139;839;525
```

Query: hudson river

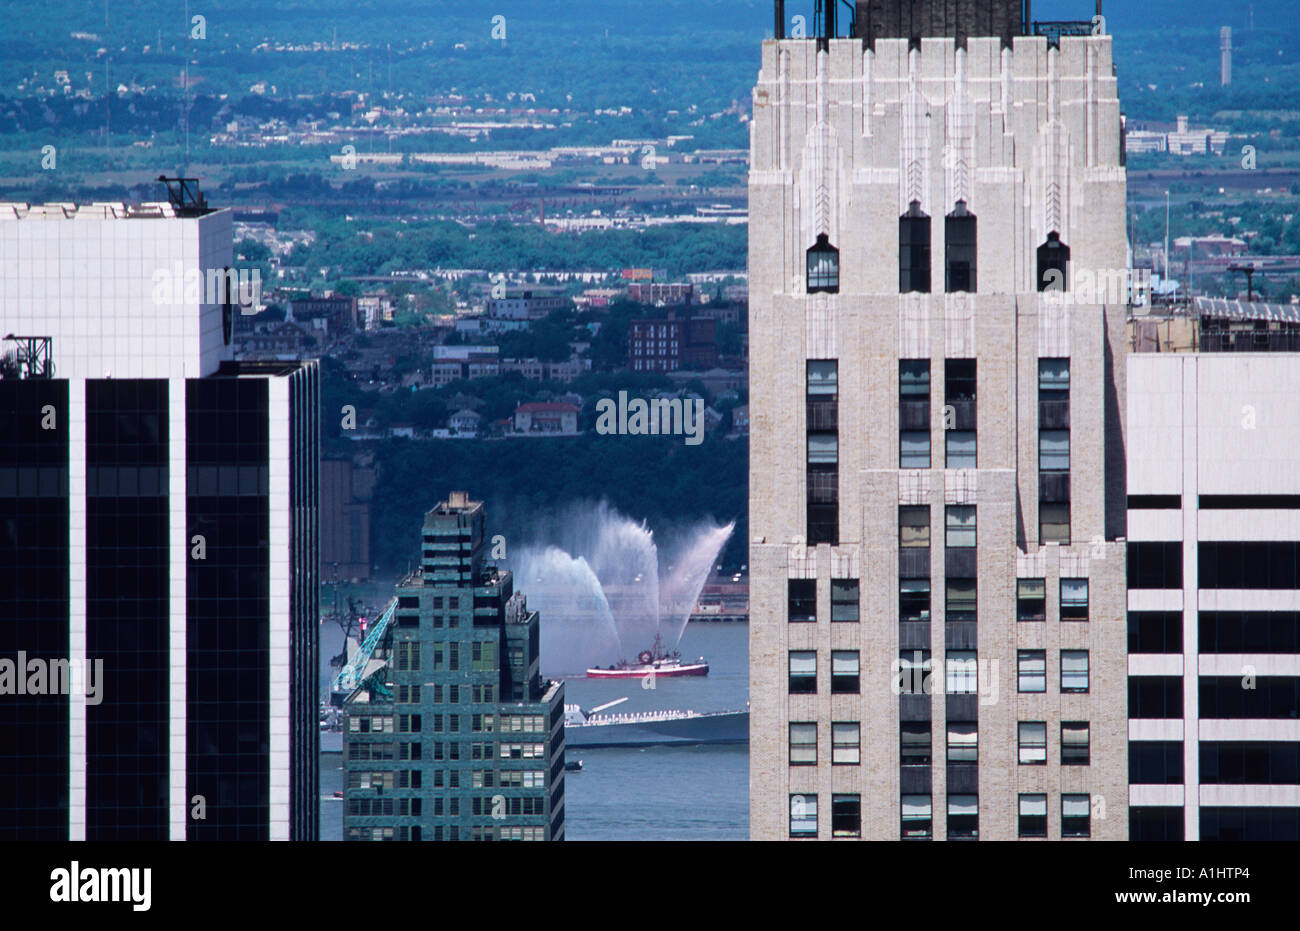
320;622;749;840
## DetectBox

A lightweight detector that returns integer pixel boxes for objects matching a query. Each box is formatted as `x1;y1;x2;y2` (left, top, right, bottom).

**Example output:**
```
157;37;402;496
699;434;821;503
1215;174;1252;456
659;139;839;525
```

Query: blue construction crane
331;597;398;703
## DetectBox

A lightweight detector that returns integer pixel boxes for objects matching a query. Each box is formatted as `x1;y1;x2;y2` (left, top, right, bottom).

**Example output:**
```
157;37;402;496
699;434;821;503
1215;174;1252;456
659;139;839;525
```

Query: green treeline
366;432;748;573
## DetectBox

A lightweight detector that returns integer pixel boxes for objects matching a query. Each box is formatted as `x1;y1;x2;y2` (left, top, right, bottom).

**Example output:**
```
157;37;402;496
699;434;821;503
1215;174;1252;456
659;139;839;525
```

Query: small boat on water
586;632;708;678
565;760;583;772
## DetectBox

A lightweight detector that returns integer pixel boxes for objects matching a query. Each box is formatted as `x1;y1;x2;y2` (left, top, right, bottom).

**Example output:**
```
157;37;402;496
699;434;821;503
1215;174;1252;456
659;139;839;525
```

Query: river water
320;621;749;840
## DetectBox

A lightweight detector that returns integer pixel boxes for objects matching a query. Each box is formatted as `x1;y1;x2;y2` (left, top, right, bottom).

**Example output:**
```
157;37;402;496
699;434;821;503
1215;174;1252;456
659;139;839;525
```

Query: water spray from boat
506;502;733;677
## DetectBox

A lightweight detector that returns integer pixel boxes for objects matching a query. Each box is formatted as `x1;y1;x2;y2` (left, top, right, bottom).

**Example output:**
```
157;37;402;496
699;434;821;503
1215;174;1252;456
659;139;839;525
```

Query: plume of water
505;502;734;676
512;545;622;676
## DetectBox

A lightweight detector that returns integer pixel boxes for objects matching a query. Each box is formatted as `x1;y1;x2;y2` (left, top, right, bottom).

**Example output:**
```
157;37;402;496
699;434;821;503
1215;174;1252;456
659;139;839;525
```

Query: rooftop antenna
157;176;212;216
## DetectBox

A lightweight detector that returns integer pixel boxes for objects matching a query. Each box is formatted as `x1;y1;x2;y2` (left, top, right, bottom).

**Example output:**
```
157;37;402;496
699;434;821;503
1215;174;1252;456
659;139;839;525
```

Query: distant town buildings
1127;116;1232;156
512;402;580;436
628;282;695;305
629;310;718;373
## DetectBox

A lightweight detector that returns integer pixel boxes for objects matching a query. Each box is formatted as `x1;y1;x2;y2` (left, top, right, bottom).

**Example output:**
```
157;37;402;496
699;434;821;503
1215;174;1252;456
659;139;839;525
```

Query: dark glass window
1129;612;1183;653
1060;578;1089;621
899;360;931;468
1201;808;1300;841
787;579;817;623
1037;231;1070;292
807;360;839;546
945;201;977;293
900;722;931;766
1062;795;1091;838
831;579;859;622
1200;742;1300;785
1018;794;1047;838
832;794;862;838
1061;722;1090;765
1130;807;1185;841
947;794;979;840
900;506;930;549
1199;542;1300;589
1200;611;1300;653
807;234;839;293
1128;541;1183;589
1200;677;1300;718
900;580;930;623
788;651;817;694
1129;741;1184;784
1017;579;1046;622
900;201;932;293
1128;676;1184;718
831;651;860;694
901;795;932;840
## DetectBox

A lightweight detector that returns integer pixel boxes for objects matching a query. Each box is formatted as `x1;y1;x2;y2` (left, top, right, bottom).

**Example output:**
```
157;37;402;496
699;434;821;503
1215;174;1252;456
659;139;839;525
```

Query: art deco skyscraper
748;1;1129;840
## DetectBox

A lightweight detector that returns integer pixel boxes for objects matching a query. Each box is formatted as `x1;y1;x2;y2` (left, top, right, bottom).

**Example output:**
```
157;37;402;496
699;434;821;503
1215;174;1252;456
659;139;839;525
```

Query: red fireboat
586;633;709;678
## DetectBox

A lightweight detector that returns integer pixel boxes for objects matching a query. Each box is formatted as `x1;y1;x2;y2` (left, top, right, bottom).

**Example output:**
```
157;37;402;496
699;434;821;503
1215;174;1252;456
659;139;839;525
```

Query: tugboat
585;632;709;678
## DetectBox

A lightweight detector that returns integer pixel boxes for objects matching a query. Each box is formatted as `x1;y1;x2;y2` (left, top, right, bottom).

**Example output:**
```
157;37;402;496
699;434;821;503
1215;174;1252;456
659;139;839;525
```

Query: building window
831;651;860;694
1061;650;1090;692
788;579;817;623
901;795;932;840
945;579;976;624
790;794;818;838
1019;794;1048;838
807;359;839;400
945;430;977;468
807;360;839;546
900;201;932;293
832;722;860;765
1127;542;1183;589
1037;232;1071;292
900;580;931;623
1062;722;1090;765
899;650;930;694
947;794;979;840
1062;794;1091;838
899;360;931;468
1128;611;1183;653
789;722;817;765
1017;578;1046;622
831;578;859;622
832;794;862;838
900;723;931;766
1039;358;1071;544
1040;429;1070;470
1018;722;1047;765
947;722;978;763
945;651;977;694
807;234;839;293
901;431;931;469
945;201;977;293
899;506;930;548
944;359;977;468
789;651;817;694
1018;650;1046;693
945;505;976;548
1060;578;1089;621
1039;504;1071;545
808;432;838;465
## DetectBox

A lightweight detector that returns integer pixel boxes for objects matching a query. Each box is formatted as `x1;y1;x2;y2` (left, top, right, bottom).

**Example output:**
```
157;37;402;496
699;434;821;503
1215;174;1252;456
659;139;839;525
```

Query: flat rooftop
0;201;224;220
